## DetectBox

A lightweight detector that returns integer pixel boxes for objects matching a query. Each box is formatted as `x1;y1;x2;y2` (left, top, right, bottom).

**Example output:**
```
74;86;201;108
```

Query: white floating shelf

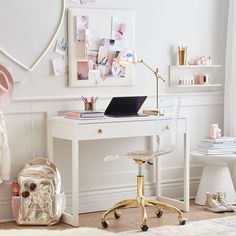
171;65;222;68
177;84;222;88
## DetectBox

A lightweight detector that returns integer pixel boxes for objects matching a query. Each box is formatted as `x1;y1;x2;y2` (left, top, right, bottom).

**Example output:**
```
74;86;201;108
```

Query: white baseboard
0;197;12;222
68;178;199;214
67;183;156;214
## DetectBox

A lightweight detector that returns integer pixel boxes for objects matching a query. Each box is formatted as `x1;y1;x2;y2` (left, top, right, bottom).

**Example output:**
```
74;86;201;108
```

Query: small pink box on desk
11;196;20;220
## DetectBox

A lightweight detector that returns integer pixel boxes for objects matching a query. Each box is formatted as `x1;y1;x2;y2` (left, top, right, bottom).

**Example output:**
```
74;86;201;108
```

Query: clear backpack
17;158;65;225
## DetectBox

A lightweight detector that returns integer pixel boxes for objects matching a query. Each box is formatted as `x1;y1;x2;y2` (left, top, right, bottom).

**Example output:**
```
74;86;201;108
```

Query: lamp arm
139;59;165;82
139;59;155;73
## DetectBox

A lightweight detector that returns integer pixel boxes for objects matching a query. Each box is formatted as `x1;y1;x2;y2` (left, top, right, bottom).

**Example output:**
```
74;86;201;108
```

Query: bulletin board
68;8;135;87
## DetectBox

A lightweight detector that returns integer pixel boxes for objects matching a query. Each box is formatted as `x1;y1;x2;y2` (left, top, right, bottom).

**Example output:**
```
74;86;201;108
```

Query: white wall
0;0;228;221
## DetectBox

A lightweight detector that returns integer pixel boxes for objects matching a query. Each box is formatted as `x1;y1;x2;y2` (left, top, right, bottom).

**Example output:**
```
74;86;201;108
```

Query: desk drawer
77;121;157;140
157;118;186;135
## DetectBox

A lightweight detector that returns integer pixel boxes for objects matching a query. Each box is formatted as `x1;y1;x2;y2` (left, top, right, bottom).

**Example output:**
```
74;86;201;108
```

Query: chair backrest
104;97;181;162
157;97;181;154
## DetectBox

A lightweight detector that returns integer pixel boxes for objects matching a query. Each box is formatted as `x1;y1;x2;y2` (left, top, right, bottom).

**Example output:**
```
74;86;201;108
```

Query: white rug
1;216;236;236
0;227;114;236
119;216;236;236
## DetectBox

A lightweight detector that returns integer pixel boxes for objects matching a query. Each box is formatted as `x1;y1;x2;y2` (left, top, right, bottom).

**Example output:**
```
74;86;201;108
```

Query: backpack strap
26;158;57;172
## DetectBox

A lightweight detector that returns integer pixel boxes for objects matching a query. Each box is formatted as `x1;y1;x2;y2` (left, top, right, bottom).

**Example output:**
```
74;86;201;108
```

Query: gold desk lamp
117;50;165;115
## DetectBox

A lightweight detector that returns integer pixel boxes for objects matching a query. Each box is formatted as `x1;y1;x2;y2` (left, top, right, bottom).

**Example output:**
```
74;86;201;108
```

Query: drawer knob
166;125;171;130
98;129;103;134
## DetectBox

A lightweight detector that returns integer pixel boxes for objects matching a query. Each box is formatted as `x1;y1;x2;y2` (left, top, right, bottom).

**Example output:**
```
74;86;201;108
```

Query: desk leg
156;158;162;198
151;122;190;212
61;133;79;226
151;136;161;198
71;135;79;226
184;122;190;212
153;136;162;199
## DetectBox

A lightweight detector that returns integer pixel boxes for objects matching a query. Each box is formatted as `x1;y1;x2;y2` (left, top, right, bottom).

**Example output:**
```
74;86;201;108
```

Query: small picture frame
55;39;68;55
77;60;89;80
52;57;68;76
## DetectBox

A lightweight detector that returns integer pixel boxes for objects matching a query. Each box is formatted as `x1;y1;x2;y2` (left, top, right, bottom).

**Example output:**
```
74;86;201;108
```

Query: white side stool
191;151;236;205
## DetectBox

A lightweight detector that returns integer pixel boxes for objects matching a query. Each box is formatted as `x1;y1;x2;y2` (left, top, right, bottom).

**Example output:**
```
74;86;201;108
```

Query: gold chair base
101;175;186;231
101;198;186;230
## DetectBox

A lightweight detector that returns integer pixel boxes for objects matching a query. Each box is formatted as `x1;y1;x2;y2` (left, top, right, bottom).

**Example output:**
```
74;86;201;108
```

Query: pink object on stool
11;196;20;221
209;124;222;139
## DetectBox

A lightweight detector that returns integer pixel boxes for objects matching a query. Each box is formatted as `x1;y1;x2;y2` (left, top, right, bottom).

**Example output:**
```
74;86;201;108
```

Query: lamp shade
117;50;164;113
117;50;139;66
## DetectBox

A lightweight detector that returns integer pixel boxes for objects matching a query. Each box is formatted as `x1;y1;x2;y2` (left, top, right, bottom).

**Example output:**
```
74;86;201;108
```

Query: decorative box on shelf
169;64;223;91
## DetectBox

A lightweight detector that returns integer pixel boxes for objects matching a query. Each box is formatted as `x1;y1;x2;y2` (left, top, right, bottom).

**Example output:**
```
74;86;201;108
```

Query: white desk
47;115;189;226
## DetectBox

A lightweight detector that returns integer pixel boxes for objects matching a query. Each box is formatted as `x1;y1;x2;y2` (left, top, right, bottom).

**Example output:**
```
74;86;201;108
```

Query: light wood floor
0;201;235;232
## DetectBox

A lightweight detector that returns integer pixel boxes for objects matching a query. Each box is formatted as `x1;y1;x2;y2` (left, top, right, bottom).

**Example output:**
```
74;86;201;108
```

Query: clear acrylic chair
101;97;186;231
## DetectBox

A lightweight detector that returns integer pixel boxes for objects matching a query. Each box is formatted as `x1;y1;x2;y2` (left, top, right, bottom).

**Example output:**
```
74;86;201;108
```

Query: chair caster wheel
179;218;186;225
140;224;148;231
101;220;109;228
114;211;121;219
156;210;163;218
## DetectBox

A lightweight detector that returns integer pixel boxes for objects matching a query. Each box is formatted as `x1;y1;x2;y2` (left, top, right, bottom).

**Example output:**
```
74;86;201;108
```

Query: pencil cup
178;48;187;65
85;102;96;111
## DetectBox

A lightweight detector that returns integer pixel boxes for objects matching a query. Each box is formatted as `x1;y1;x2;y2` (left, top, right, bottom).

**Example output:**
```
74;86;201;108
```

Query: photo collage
76;15;128;82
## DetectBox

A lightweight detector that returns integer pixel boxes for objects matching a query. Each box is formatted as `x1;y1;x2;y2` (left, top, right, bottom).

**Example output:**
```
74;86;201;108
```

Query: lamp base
142;108;164;116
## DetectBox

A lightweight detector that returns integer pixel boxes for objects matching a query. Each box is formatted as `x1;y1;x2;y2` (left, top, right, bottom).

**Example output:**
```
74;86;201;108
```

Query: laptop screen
104;96;147;117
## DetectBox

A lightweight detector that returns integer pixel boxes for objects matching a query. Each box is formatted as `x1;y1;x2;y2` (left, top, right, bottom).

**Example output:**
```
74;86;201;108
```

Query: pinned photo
97;46;109;65
55;39;68;55
76;16;89;42
112;51;125;78
97;47;125;80
99;65;112;80
77;61;89;80
52;57;68;76
89;70;100;83
85;29;100;52
87;51;98;70
101;39;115;47
112;17;127;46
97;38;116;66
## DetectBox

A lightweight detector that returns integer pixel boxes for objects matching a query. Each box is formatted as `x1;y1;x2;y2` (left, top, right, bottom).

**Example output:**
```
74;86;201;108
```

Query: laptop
104;96;147;117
